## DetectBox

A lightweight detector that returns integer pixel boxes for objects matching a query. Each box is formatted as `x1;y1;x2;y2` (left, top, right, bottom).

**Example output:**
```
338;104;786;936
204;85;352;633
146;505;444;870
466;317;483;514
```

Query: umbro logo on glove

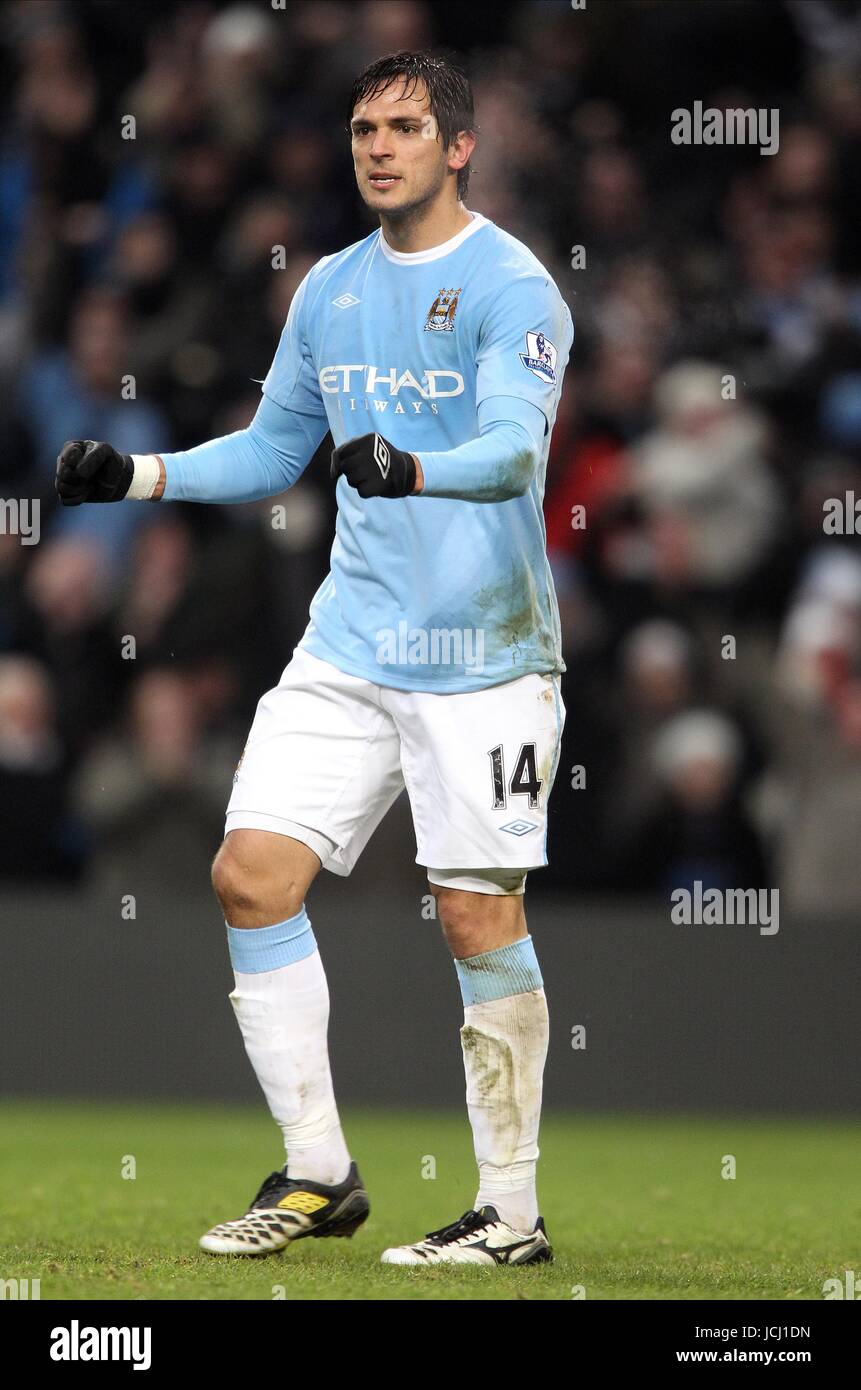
330;432;417;498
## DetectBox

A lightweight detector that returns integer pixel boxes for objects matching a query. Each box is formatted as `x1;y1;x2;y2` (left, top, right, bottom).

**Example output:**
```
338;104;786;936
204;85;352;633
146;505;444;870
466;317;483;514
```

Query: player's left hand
330;432;417;499
56;440;134;505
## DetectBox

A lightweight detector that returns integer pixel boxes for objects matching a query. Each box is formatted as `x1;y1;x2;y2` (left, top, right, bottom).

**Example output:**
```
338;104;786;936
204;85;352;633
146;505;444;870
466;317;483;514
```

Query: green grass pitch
1;1100;858;1300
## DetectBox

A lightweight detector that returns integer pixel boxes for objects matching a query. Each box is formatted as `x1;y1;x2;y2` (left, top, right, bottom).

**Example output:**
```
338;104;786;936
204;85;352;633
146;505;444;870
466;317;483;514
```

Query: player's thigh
225;647;405;877
393;670;565;872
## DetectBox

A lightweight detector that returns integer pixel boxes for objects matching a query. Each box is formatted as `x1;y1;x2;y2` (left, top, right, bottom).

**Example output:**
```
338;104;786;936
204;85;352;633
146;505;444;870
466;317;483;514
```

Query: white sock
229;947;351;1186
460;988;549;1234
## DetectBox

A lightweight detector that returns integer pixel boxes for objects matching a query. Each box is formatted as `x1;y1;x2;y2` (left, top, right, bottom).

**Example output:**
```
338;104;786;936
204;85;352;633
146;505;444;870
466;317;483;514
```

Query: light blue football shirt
169;211;574;692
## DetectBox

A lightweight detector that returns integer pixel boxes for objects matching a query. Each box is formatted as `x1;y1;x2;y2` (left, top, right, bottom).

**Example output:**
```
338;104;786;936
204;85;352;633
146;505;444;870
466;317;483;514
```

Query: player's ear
448;128;476;177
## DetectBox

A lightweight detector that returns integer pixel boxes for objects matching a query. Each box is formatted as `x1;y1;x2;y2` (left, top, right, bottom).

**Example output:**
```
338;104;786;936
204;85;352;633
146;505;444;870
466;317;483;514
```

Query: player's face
350;78;452;218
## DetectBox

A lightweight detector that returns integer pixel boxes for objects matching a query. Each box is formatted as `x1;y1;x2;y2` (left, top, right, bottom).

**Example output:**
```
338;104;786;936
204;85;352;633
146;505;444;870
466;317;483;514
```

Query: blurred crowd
0;0;859;912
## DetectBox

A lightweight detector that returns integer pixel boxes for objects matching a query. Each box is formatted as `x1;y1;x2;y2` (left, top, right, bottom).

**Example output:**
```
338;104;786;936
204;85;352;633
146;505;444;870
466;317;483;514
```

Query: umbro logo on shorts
500;819;539;836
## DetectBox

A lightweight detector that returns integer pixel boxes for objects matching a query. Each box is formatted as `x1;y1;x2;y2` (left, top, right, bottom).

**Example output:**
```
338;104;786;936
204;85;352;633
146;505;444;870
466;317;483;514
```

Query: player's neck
380;200;473;255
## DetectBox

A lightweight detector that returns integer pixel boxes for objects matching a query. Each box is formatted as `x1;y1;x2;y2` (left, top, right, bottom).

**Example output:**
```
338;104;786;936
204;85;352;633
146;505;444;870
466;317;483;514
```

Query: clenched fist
55;440;135;505
330;432;418;499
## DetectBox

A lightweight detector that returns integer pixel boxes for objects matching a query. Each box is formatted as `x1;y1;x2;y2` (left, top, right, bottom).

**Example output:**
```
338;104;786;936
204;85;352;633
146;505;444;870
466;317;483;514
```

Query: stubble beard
362;162;451;229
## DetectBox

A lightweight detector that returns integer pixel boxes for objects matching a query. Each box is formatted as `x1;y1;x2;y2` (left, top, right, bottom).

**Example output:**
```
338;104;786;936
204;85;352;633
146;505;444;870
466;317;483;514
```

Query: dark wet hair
348;49;475;199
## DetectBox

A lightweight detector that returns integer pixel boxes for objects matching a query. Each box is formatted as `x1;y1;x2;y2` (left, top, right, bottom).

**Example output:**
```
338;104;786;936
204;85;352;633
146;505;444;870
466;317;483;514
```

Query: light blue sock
454;934;543;1006
226;906;316;974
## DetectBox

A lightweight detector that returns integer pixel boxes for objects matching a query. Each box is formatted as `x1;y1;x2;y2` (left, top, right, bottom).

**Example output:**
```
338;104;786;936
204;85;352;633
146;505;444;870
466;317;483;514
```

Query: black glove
56;440;134;505
330;432;416;499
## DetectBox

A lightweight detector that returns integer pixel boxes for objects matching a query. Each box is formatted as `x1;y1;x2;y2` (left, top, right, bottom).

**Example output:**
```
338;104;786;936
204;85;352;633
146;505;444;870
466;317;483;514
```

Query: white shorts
225;647;565;890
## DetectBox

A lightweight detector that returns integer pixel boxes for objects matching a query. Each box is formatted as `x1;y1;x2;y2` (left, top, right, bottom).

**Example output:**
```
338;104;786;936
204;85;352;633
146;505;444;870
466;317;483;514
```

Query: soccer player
56;50;573;1268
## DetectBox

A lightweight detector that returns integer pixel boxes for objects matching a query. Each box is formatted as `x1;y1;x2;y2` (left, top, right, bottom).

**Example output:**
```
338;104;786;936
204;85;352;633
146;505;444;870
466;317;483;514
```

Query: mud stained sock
227;908;351;1187
454;937;548;1235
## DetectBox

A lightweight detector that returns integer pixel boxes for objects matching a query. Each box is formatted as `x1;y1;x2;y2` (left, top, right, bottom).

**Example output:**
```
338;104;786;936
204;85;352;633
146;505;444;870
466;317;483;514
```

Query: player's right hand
55;440;135;505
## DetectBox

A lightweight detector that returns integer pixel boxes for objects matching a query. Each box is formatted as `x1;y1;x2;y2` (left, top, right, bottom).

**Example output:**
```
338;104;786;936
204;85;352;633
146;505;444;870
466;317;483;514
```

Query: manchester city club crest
519;329;557;383
424;287;461;331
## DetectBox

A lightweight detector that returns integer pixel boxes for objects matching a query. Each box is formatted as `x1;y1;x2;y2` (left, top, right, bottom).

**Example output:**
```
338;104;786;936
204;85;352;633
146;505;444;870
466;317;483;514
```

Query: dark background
3;801;859;1111
1;0;860;1111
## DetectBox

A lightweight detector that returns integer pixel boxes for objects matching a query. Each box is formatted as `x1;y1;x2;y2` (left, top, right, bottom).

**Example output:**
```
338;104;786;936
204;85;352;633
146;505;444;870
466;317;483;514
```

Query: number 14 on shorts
487;743;542;810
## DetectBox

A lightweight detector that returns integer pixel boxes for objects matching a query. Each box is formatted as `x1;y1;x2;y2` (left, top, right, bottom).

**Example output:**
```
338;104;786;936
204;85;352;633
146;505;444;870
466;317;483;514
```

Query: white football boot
381;1204;552;1266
